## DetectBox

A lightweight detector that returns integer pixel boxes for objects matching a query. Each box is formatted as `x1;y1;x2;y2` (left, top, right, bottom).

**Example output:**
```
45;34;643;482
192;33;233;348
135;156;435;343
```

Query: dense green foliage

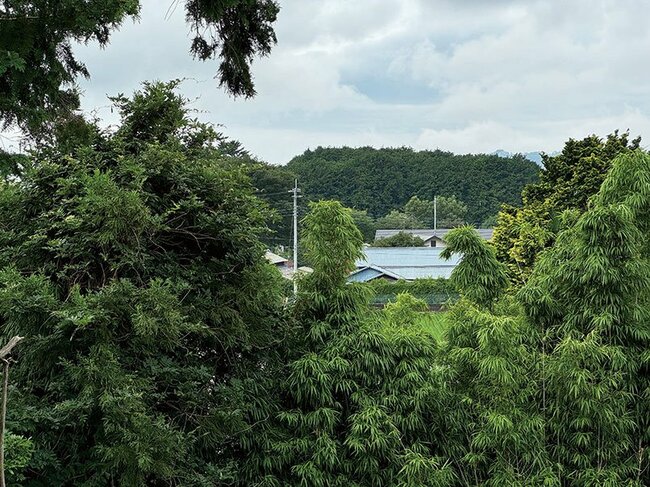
0;0;279;132
368;278;457;307
249;162;297;247
286;146;539;224
376;209;425;230
240;201;454;485
349;208;377;242
439;151;650;484
415;311;449;343
0;82;287;484
372;231;424;247
1;106;649;485
441;227;509;309
250;148;528;247
0;34;648;482
374;195;469;230
518;149;650;484
494;131;641;283
404;195;468;228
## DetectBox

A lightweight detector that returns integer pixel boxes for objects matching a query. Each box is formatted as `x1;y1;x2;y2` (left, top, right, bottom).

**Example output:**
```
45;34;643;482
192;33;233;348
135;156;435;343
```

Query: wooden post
0;336;23;487
0;359;8;487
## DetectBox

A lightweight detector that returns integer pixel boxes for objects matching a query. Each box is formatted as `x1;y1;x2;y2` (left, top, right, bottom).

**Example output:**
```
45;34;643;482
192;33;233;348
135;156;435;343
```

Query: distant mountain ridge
492;149;560;166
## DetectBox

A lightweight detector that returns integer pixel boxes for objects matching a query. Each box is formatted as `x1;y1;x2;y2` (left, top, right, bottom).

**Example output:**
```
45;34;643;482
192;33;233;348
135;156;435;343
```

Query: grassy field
416;311;450;342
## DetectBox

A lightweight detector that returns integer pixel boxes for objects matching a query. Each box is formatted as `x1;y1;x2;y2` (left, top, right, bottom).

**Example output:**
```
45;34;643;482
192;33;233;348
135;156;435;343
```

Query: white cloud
6;0;650;163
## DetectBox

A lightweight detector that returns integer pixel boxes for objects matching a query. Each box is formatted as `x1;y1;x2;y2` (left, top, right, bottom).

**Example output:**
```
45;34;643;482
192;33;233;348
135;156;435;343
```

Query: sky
17;0;650;163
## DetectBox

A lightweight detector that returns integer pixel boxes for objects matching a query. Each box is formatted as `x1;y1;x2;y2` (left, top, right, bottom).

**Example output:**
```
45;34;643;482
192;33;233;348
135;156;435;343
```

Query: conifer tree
0;81;287;484
1;0;280;133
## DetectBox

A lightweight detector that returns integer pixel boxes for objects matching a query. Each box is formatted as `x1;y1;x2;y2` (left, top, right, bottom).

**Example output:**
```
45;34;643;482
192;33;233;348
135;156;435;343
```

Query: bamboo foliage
241;201;455;486
521;150;650;485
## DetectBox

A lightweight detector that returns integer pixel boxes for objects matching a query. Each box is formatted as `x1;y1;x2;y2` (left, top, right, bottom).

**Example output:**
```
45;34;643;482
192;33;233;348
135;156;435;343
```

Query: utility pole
289;179;301;295
433;195;437;235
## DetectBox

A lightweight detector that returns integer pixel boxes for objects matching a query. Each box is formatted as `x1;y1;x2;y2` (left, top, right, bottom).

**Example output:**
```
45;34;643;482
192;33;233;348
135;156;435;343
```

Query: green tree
404;195;435;226
0;0;279;132
349;208;377;243
480;214;498;228
441;227;508;310
440;228;551;485
373;231;425;247
435;195;468;228
249;162;297;248
383;293;429;326
0;81;287;484
520;150;650;484
494;131;640;283
376;210;424;229
241;201;455;486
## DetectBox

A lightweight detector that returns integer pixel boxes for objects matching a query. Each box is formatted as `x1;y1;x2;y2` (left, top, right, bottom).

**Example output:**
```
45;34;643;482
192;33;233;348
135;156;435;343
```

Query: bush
372;231;424;247
367;278;457;307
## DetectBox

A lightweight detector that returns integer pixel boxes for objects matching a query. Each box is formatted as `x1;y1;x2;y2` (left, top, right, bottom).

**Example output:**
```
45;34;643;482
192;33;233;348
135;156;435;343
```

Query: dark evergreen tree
0;81;287;484
0;0;279;133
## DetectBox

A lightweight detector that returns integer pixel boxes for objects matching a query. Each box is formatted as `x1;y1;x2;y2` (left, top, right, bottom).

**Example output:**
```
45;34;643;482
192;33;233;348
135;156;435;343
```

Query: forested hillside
285;147;540;224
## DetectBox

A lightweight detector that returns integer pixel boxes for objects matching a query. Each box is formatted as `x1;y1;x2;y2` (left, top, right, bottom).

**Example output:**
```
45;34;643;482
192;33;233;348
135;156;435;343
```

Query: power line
254;190;293;197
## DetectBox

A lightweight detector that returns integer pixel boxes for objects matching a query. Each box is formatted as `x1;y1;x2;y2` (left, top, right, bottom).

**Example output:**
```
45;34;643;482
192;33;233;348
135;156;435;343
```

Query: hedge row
365;278;458;307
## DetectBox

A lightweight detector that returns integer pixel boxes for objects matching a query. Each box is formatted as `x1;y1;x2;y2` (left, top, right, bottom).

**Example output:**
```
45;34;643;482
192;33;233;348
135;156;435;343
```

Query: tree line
285;146;540;224
251;147;538;248
253;168;513;247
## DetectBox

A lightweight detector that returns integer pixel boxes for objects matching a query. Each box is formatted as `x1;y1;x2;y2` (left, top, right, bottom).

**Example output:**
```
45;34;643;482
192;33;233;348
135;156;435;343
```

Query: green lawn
416;311;450;342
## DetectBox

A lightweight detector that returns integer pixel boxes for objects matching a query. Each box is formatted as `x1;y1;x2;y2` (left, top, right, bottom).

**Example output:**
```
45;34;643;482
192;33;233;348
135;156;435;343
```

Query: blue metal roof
350;247;461;281
348;267;387;282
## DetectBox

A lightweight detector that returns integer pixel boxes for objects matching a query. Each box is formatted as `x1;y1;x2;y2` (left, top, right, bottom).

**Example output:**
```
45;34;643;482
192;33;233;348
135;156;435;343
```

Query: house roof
348;264;404;282
374;228;493;242
350;247;462;281
265;251;288;265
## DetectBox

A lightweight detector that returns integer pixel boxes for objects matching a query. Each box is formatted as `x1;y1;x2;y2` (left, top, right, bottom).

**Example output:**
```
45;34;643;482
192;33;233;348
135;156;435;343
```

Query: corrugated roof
349;265;404;282
374;228;493;241
351;247;461;281
265;251;288;265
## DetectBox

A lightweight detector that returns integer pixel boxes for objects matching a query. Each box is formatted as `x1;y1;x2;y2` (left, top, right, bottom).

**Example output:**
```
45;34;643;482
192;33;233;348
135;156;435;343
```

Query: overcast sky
41;1;650;162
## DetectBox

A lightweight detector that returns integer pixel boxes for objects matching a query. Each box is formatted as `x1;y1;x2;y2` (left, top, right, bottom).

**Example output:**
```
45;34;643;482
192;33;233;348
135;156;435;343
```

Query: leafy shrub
372;231;425;247
367;278;457;307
